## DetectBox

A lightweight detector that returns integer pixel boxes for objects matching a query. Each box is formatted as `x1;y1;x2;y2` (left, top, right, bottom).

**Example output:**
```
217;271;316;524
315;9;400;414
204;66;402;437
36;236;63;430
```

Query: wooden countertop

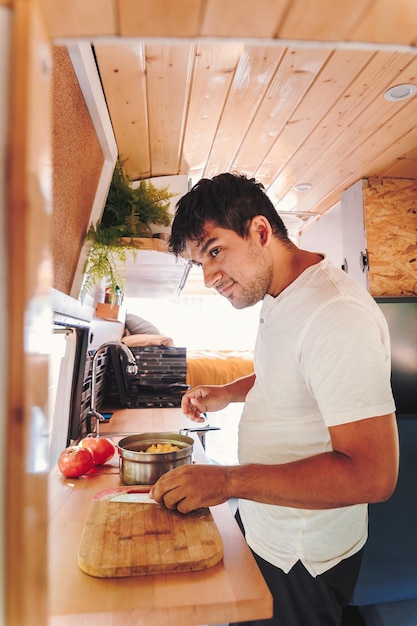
49;408;272;625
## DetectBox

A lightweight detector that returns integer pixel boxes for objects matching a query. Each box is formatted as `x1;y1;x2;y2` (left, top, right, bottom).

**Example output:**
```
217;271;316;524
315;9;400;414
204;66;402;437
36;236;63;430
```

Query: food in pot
118;432;194;485
143;442;180;453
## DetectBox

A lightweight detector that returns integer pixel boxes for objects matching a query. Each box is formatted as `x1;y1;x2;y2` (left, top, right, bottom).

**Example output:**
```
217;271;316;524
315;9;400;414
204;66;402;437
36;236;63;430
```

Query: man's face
185;222;272;309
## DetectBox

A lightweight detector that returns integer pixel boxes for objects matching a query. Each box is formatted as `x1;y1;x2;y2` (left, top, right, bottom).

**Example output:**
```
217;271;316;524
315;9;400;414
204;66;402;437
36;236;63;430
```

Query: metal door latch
360;250;369;273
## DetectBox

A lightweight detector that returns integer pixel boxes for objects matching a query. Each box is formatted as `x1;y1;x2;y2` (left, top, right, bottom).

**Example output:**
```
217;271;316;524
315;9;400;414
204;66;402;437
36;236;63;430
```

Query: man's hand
149;464;231;514
181;373;256;422
181;385;231;422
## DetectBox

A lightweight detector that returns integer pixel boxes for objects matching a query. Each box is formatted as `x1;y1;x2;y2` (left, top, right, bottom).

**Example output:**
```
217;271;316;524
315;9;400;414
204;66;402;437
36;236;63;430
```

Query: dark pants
231;510;364;626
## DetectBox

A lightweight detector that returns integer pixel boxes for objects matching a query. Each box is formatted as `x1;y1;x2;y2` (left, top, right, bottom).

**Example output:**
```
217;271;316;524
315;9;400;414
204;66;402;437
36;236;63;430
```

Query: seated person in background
122;313;175;347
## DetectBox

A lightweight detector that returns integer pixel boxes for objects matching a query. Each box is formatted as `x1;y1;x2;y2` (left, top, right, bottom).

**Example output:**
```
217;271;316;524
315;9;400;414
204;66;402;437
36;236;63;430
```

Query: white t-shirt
238;257;395;576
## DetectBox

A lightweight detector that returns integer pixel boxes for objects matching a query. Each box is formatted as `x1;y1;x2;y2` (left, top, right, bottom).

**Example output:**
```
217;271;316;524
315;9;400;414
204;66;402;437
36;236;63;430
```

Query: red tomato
80;436;116;465
57;445;94;478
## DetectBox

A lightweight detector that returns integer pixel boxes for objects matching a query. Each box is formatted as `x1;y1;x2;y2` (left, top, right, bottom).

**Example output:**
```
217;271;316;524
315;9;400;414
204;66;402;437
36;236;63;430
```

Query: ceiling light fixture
293;183;312;192
384;83;417;102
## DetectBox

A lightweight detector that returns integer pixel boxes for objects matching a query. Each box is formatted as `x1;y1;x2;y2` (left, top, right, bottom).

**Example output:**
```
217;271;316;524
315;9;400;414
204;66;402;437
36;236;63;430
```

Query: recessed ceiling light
293;183;312;192
384;83;417;102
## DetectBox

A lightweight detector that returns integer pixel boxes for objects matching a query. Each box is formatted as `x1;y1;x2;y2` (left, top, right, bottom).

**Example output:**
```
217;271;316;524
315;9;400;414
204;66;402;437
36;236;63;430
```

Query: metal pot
118;431;194;485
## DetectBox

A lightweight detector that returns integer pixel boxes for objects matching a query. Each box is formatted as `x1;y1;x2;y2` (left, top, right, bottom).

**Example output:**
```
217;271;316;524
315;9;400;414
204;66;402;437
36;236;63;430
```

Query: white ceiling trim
66;42;118;299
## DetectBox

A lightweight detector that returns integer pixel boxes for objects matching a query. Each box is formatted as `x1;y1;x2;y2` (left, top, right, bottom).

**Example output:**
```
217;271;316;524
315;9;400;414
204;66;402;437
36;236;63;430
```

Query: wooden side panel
6;1;50;623
39;0;117;38
202;0;288;38
365;178;417;297
119;0;204;38
37;0;417;44
278;0;368;41
349;0;417;45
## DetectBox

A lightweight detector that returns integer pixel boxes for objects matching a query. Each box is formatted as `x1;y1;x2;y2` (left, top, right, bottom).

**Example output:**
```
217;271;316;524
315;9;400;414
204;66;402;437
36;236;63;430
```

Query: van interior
3;2;417;625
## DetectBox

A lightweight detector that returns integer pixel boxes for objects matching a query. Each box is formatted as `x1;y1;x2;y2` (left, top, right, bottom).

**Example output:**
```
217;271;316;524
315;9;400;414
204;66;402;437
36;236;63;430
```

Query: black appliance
375;297;417;417
108;345;188;408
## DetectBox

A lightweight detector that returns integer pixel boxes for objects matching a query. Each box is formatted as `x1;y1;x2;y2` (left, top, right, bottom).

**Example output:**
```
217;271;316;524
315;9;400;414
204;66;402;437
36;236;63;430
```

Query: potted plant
80;160;175;303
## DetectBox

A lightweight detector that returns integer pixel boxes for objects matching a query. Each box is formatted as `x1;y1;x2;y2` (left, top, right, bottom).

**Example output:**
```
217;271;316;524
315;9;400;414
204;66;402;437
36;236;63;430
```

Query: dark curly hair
169;173;289;256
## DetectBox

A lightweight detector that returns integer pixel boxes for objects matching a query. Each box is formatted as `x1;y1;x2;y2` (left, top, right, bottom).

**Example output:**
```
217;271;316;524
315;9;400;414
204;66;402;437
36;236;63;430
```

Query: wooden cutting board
78;487;224;578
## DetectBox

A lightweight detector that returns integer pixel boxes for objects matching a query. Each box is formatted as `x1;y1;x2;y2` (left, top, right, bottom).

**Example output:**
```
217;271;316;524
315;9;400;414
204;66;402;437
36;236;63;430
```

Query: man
150;173;399;626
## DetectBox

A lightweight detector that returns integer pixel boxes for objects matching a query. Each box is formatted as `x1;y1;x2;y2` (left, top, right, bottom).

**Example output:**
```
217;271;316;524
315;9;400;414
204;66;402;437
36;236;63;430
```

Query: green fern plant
100;161;174;238
80;160;175;303
79;237;139;304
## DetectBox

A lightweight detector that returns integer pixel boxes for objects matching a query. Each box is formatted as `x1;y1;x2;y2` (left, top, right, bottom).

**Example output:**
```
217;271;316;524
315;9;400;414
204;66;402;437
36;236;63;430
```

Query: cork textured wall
52;46;104;295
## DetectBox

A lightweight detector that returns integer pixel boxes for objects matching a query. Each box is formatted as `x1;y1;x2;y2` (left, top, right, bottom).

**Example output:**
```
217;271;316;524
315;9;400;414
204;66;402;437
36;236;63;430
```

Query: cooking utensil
118;431;194;485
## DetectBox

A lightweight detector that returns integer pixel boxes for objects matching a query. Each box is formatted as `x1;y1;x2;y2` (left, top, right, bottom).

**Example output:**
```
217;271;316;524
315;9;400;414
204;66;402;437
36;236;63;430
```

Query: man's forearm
226;372;256;402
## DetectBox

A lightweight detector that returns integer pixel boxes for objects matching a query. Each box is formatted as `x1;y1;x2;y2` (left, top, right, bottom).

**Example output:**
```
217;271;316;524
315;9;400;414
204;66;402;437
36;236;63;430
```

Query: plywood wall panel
365;178;417;297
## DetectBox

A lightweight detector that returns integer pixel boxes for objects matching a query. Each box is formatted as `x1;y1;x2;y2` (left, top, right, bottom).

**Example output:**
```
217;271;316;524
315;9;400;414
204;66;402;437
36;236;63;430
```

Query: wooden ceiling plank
231;46;331;177
364;118;417;179
90;33;417;221
146;43;194;177
381;147;417;178
303;52;417;183
94;42;150;180
38;0;117;39
181;42;244;181
204;45;289;178
268;132;416;213
285;127;417;217
278;0;373;41
348;0;417;45
201;0;290;38
272;114;417;215
281;95;417;215
118;0;204;38
276;170;351;215
256;48;375;186
267;50;417;203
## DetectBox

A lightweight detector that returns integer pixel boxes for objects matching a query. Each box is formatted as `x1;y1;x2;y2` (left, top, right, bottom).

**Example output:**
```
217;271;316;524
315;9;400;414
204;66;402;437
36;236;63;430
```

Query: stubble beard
227;248;272;309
